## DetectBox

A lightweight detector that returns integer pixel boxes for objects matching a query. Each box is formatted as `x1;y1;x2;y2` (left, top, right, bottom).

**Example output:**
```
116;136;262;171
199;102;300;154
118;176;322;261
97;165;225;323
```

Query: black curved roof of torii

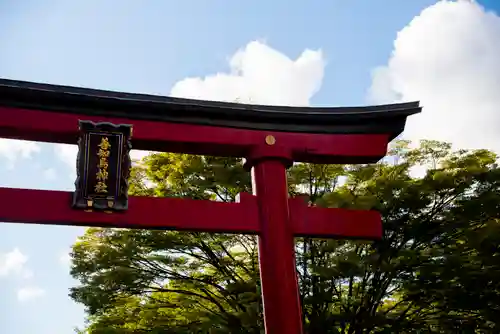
0;78;421;140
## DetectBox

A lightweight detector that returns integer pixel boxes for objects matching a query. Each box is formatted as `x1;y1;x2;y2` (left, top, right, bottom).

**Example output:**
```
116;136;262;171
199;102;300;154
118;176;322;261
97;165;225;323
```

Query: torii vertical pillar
247;144;303;333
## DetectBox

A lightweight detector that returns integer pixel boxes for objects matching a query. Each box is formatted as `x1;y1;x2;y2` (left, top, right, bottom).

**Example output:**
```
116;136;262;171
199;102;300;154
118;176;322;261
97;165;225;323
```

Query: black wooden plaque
72;121;132;212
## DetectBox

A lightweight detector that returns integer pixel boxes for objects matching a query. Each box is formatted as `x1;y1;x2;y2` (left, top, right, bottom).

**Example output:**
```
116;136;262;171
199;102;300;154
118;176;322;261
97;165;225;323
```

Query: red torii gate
0;79;420;334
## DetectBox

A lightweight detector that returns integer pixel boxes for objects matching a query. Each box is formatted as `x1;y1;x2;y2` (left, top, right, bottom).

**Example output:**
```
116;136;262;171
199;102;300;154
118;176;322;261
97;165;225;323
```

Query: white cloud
0;248;32;279
130;150;153;162
170;40;325;106
52;41;323;171
59;250;71;266
17;286;46;302
0;139;40;168
54;144;77;176
43;167;57;181
55;144;77;166
369;0;500;154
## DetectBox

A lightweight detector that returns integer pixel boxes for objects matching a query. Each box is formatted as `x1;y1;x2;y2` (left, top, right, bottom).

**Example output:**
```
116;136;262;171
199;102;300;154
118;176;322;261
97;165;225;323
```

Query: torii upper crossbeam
0;79;420;334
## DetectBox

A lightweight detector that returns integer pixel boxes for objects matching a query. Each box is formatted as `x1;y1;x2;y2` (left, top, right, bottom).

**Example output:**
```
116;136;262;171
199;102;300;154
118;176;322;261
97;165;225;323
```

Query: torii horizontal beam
0;105;390;164
0;78;419;138
0;78;420;164
0;187;381;239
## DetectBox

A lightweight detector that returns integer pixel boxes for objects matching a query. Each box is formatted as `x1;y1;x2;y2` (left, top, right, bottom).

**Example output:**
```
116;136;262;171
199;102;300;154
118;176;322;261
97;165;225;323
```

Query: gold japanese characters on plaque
72;121;132;212
95;137;111;194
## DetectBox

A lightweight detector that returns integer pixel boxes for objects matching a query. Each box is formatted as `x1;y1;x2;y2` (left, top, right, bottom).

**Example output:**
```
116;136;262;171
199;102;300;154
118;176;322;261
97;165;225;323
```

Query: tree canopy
70;140;500;333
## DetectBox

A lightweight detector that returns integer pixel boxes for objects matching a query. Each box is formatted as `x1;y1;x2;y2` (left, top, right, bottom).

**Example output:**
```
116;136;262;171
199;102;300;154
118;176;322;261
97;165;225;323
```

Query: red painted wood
251;160;303;334
289;197;382;239
0;187;260;234
0;100;393;334
0;188;382;239
0;106;389;164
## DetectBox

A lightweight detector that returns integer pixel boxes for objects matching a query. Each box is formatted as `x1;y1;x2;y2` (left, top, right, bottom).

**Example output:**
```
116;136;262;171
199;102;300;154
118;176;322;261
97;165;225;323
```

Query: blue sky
1;1;500;333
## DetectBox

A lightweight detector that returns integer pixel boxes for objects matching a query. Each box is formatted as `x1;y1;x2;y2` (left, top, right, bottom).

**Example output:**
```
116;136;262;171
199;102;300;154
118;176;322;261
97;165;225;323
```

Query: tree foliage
70;141;500;333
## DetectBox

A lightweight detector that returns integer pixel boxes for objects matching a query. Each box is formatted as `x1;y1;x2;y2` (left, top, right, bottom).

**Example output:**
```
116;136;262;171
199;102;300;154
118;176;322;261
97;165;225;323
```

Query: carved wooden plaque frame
72;121;132;212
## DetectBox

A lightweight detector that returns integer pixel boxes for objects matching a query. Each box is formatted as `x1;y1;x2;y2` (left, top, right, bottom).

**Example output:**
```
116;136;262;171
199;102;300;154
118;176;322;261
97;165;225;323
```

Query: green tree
71;154;261;333
293;141;500;333
70;141;500;333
